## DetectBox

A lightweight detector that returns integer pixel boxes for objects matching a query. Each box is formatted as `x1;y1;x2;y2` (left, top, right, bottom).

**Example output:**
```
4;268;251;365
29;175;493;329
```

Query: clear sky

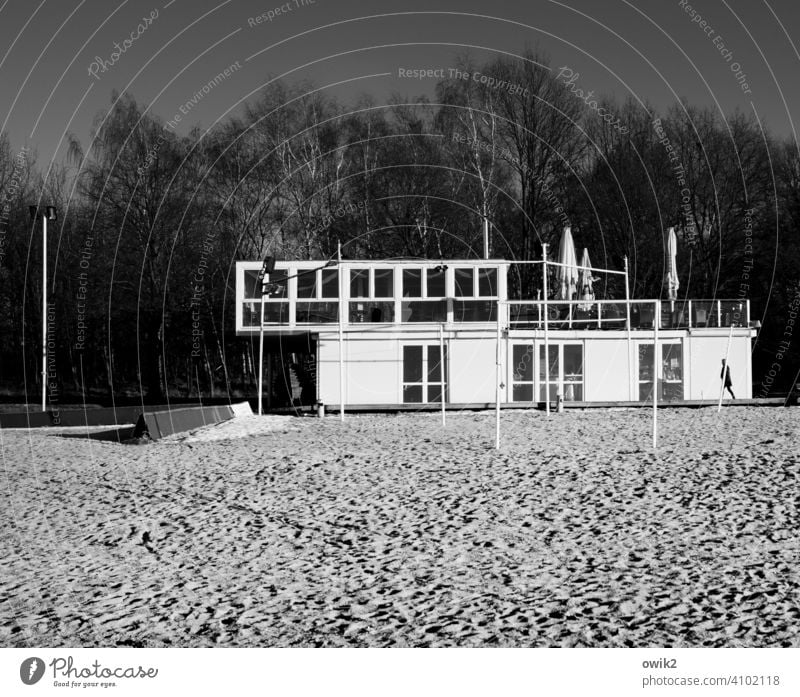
1;0;799;171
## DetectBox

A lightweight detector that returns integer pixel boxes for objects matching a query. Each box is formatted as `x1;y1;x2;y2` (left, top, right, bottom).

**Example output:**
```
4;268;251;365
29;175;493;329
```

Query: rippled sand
1;407;798;647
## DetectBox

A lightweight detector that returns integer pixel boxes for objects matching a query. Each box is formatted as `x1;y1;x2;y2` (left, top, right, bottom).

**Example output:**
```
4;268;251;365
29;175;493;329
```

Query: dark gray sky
2;0;799;168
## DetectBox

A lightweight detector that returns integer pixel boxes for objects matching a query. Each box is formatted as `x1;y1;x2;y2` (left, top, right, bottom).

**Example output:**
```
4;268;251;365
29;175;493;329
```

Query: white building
235;259;756;409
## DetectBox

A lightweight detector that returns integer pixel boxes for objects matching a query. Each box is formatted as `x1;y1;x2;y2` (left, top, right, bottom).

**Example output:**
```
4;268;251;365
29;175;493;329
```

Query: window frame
400;342;449;404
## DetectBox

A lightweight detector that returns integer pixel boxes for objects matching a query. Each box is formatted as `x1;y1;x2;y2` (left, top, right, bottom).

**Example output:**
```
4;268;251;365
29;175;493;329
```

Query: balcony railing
507;299;750;331
241;298;751;330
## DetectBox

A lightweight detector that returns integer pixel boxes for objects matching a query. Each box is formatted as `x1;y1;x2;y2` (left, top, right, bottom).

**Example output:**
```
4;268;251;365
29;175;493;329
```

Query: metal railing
506;298;750;331
241;298;750;330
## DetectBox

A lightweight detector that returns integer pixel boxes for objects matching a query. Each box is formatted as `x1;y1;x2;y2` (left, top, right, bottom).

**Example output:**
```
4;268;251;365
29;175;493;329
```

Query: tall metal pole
257;279;266;415
483;217;490;260
440;322;446;427
338;244;345;422
624;256;634;401
542;244;550;416
717;323;735;412
652;299;658;449
495;301;501;449
41;215;47;412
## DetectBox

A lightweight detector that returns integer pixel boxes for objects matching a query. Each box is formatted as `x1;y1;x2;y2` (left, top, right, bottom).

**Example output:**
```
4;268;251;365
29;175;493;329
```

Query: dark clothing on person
721;364;735;399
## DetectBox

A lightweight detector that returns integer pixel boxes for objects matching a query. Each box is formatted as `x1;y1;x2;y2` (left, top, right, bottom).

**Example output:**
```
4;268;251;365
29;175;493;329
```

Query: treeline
0;49;798;402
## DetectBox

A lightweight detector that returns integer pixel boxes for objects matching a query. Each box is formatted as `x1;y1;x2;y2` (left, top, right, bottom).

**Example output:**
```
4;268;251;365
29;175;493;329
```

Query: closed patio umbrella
579;247;594;299
667;226;679;302
557;226;579;300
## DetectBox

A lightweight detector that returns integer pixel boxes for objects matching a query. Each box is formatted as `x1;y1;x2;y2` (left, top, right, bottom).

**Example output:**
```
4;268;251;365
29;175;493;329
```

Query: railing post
688;300;692;329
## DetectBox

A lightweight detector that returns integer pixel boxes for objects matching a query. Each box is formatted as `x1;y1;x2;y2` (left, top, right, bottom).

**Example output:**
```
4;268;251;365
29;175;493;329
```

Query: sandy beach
1;407;798;647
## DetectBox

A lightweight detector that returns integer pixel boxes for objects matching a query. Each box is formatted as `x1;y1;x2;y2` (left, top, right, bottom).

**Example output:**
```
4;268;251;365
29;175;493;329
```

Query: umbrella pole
542;244;550;416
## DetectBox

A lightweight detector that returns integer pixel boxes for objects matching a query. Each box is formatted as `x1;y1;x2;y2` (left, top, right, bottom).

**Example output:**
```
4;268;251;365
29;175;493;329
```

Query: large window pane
321;269;338;298
349;301;394;323
243;270;260;299
638;344;654;381
403;269;422;297
427;345;442;382
374;268;394;298
453;300;495;322
662;344;682;381
512;384;533;402
478;268;497;296
296;302;338;323
512;345;534;382
426;268;446;297
563;345;583;378
454;268;473;297
400;300;446;322
539;345;559;380
264;272;288;298
350;269;370;298
403;385;423;403
262;302;289;323
427;384;443;403
661;343;683;401
296;271;318;299
403;345;423;383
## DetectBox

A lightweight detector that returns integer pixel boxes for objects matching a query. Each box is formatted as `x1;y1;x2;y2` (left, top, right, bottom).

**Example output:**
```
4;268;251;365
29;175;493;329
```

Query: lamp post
29;205;57;412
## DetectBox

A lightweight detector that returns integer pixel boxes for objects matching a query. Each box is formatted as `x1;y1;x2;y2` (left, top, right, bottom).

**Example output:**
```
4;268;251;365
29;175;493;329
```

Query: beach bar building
235;257;757;410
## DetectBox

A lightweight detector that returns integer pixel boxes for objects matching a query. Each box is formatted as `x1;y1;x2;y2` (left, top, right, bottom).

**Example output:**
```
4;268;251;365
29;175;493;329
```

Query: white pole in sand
717;323;735;413
41;214;48;412
495;300;502;449
653;299;658;449
440;322;446;427
542;244;550;416
338;243;345;422
624;256;634;401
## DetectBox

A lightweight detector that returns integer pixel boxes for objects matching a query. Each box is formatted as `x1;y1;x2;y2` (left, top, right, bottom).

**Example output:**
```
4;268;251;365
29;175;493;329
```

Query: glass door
402;344;448;403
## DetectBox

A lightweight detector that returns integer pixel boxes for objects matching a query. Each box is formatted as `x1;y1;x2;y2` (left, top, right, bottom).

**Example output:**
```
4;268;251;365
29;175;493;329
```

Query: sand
1;407;798;647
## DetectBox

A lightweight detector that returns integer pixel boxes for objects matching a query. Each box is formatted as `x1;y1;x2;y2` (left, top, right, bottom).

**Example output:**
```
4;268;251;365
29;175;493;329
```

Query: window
511;344;534;402
537;344;583;402
539;345;560;402
243;270;260;299
638;342;683;401
454;268;474;297
297;270;318;299
453;301;495;322
321;269;338;298
347;267;395;322
350;268;370;298
563;344;584;401
402;269;422;297
426;268;446;298
453;266;498;322
402;344;447;403
374;268;394;297
401;267;445;322
478;268;497;296
661;343;683;401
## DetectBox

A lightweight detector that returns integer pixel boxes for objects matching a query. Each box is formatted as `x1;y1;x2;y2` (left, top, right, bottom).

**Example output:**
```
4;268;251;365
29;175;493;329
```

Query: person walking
720;359;736;399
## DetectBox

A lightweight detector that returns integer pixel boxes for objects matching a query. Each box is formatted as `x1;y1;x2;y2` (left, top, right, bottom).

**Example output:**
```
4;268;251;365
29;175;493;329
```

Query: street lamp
29;205;57;412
